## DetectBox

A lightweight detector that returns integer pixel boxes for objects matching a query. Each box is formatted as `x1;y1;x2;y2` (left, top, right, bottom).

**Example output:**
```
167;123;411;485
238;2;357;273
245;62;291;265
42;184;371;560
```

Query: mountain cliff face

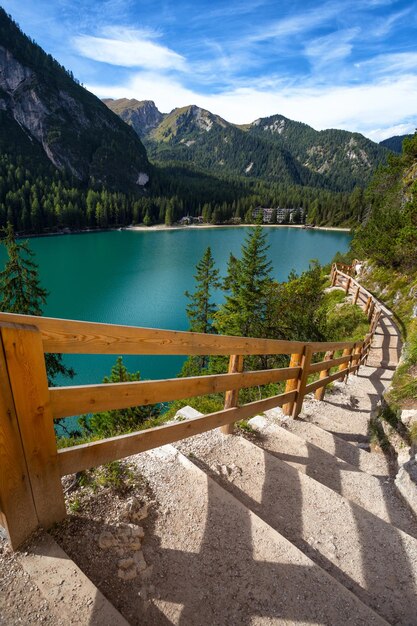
0;9;150;190
103;99;164;138
105;100;389;192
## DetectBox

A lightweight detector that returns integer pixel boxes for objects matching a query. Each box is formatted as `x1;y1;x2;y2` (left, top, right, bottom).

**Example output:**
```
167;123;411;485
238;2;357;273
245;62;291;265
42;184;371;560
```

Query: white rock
401;409;417;427
395;457;417;515
174;406;202;420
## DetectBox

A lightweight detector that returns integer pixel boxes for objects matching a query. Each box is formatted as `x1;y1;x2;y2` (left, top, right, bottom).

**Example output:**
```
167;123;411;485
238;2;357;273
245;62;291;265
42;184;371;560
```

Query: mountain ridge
104;98;389;192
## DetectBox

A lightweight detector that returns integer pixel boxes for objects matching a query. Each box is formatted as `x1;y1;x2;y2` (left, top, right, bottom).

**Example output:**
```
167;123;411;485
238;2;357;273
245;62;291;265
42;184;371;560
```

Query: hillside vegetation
349;133;417;409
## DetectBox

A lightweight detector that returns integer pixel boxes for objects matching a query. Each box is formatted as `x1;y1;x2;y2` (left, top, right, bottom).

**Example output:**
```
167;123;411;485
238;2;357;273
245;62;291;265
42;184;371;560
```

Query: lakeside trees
0;222;74;384
80;357;160;438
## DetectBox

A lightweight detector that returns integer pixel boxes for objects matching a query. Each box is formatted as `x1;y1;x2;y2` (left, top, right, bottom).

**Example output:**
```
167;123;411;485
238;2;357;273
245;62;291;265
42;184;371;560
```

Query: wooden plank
58;390;297;475
0;334;38;550
221;354;244;435
308;354;351;373
305;369;348;394
0;312;304;356
49;366;301;419
292;345;313;419
0;323;66;528
307;340;355;352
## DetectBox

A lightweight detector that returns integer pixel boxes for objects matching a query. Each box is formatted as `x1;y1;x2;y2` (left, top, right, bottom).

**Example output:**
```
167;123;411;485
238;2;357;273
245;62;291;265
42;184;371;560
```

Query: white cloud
247;1;343;42
304;28;359;69
73;27;186;71
367;123;414;142
356;52;417;75
370;6;414;37
89;72;417;141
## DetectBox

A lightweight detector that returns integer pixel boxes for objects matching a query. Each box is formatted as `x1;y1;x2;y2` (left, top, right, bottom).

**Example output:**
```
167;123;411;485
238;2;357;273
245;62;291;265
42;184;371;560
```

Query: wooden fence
0;264;382;549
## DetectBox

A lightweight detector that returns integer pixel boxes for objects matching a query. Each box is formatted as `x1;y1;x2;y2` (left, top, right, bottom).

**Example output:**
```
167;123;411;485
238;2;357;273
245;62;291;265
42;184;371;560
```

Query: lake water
2;227;351;387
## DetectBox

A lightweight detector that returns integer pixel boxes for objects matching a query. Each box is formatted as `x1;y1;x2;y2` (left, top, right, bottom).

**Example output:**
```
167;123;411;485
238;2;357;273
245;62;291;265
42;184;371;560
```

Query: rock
131;526;145;539
98;531;116;550
401;409;417;427
118;557;135;570
118;566;137;581
133;550;148;572
397;447;412;467
174;406;202;421
121;497;151;523
395;456;417;515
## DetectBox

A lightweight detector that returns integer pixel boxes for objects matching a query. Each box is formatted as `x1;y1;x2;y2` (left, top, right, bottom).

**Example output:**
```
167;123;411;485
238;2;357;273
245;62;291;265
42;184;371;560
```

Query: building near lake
252;207;304;224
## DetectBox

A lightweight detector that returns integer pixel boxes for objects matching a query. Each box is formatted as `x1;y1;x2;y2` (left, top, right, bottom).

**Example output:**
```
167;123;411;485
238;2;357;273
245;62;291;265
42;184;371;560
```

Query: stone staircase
120;308;417;625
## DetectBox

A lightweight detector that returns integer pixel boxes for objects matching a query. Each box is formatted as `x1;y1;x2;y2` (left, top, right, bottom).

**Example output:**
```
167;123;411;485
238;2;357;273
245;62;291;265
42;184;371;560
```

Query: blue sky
2;0;417;140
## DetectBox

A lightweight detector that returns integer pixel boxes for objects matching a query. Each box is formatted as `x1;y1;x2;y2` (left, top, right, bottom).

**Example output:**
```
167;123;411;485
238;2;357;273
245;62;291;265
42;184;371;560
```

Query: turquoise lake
3;226;351;387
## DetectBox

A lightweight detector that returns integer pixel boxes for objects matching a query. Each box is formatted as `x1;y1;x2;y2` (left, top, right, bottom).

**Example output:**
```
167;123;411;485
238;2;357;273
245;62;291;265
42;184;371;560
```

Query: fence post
345;277;351;295
331;269;337;287
339;347;353;382
0;327;39;550
353;286;360;305
315;350;334;401
368;300;375;321
0;323;66;531
292;345;313;419
220;354;244;435
283;352;303;415
364;296;372;315
352;343;363;375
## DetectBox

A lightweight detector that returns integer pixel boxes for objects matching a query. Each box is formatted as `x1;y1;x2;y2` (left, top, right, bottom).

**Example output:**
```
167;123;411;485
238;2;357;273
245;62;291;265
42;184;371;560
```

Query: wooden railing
0;264;382;549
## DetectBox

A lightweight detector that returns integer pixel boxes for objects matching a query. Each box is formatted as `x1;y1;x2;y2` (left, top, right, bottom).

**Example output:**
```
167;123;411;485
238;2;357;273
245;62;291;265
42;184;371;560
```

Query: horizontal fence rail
0;263;383;549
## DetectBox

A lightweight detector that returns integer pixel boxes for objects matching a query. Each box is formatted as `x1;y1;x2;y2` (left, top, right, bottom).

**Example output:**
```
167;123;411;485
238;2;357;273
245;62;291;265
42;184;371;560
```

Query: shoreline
126;223;352;233
20;223;351;239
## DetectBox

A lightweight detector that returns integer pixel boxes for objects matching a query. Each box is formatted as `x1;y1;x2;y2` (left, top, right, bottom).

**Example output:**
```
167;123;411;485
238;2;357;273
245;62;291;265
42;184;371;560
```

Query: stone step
265;408;389;476
248;415;417;538
176;428;417;625
129;445;386;626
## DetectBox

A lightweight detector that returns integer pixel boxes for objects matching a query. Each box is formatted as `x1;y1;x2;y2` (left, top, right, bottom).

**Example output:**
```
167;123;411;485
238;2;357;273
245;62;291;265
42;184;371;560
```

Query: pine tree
182;247;220;375
0;222;74;384
185;246;220;334
215;225;273;338
83;357;159;437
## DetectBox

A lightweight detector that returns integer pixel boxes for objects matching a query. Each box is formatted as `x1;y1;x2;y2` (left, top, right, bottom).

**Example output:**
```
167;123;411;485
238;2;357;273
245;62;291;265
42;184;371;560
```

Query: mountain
244;114;388;190
104;100;390;192
0;8;150;190
379;134;412;154
145;104;312;186
103;99;164;138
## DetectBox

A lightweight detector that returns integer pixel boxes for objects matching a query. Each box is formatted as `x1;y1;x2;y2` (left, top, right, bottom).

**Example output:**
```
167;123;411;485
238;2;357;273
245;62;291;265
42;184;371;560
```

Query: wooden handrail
50;366;301;419
57;390;297;476
0;263;385;550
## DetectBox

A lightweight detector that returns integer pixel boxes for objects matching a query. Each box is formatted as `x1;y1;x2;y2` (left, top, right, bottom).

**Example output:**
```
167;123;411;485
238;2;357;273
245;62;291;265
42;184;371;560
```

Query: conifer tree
182;247;220;374
185;246;220;334
83;356;159;437
0;222;74;384
215;225;273;339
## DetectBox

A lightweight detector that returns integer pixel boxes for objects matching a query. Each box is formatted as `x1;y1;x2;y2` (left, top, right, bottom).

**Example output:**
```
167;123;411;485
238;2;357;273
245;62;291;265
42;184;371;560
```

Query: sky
2;0;417;141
